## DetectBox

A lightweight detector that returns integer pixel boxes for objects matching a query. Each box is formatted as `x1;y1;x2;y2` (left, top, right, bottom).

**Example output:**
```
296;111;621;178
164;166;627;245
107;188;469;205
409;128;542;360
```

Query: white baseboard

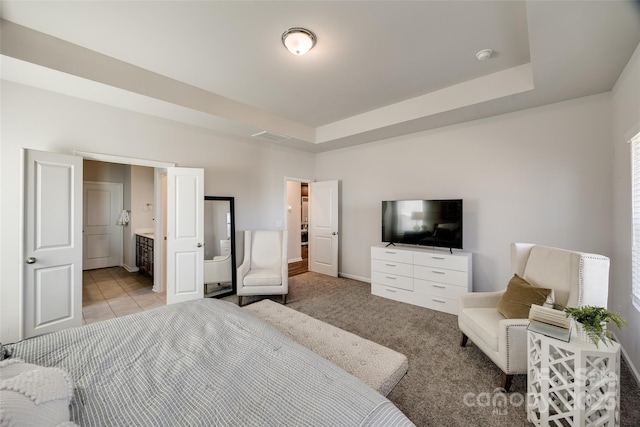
288;257;303;264
122;264;139;273
338;272;370;283
613;331;640;387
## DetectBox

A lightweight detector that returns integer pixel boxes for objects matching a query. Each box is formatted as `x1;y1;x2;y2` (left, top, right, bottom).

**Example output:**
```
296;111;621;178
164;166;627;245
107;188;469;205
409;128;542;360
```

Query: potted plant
564;306;627;347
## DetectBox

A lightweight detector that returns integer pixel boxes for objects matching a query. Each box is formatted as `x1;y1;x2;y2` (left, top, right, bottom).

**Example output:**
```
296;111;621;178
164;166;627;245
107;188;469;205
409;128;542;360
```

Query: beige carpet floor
232;272;640;427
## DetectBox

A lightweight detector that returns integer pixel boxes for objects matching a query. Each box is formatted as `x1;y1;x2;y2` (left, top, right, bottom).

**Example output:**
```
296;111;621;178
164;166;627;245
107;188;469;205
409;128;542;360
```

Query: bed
2;299;414;426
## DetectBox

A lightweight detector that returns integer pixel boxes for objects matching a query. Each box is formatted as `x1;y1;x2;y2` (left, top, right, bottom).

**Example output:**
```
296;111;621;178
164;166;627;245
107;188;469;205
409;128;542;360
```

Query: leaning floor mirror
203;196;236;298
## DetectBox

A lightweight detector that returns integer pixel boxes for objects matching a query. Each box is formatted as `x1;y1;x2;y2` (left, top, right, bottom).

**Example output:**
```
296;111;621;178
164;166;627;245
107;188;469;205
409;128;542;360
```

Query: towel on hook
116;210;130;226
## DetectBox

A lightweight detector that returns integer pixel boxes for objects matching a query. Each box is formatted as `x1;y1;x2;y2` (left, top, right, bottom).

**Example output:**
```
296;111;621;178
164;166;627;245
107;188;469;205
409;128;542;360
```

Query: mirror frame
204;196;236;298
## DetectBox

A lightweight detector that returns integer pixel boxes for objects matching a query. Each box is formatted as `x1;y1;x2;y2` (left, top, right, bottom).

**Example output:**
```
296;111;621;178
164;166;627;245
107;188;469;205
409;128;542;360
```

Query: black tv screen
381;199;463;249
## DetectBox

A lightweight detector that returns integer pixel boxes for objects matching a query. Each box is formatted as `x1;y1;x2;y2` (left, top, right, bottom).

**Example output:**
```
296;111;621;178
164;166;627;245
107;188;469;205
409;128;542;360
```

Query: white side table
527;330;620;426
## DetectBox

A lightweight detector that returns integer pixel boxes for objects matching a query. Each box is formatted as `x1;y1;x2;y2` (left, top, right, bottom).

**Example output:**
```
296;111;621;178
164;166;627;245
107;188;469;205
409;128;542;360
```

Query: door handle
26;257;36;264
332;232;338;235
197;243;203;247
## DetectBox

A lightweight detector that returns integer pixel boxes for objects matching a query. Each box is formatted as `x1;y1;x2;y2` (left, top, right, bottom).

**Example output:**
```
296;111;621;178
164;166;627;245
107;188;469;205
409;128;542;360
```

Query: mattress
7;299;414;426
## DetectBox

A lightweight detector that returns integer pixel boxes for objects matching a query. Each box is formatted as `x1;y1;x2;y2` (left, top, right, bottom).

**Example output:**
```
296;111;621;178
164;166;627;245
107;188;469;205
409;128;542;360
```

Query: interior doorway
78;152;175;296
82;160;155;276
286;179;312;276
285;178;340;278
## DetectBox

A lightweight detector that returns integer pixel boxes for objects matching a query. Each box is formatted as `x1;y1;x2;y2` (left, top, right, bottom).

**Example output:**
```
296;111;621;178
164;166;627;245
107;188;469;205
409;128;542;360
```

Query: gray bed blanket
8;299;413;426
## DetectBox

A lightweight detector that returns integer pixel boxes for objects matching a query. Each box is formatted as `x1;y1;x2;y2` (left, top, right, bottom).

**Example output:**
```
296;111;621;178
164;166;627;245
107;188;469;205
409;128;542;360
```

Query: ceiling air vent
251;131;291;143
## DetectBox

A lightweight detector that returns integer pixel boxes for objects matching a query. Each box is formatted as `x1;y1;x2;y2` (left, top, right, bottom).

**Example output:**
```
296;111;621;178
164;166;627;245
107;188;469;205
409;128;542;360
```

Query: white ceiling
1;1;639;152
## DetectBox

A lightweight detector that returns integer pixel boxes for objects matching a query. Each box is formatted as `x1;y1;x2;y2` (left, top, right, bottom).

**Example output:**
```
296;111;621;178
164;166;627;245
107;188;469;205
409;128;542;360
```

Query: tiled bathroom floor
82;267;166;325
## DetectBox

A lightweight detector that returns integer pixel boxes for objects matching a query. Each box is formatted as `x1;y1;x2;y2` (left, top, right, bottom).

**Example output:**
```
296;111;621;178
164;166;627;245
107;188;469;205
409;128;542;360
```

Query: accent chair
458;242;610;391
237;230;288;306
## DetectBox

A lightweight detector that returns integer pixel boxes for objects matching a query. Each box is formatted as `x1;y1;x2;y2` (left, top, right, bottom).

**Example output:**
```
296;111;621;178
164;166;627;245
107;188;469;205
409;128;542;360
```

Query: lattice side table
527;330;620;426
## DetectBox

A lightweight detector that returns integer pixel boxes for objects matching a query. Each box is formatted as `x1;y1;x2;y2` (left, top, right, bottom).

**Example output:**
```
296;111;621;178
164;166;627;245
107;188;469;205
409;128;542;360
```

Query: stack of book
527;304;572;341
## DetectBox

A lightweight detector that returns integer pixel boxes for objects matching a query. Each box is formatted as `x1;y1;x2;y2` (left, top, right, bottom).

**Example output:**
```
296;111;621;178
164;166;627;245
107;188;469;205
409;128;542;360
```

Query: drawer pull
385;288;398;293
385;276;397;280
385;263;397;267
432;270;446;274
385;250;397;254
432;256;446;260
432;284;446;288
432;298;446;303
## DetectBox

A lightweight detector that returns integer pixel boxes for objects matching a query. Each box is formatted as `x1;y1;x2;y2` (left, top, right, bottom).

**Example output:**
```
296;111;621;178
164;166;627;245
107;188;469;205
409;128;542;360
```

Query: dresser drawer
371;246;413;264
371;283;413;303
371;271;413;291
413;251;469;271
371;259;413;277
414;279;468;299
372;283;459;315
415;294;459;315
414;265;468;287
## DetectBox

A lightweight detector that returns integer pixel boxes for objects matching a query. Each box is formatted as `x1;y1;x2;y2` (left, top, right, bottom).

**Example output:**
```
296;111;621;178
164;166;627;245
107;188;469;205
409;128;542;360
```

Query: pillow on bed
0;358;77;427
497;274;552;319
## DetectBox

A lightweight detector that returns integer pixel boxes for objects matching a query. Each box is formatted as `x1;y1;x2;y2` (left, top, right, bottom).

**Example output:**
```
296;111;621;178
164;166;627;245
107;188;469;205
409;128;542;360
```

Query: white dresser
371;245;472;315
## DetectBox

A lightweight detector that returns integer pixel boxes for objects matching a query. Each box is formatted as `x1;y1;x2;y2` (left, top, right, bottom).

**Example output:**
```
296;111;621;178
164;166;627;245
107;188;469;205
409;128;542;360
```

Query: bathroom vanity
135;232;154;279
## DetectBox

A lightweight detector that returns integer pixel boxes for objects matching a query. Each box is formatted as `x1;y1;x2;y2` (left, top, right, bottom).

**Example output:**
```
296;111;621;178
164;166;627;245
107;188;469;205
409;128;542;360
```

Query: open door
23;149;83;338
309;180;339;277
166;167;204;304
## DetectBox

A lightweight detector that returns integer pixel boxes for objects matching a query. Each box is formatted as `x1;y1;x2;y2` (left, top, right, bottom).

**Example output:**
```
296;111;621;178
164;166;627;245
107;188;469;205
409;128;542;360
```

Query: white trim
613;331;640;388
122;264;139;273
75;151;175;168
338;272;370;283
18;149;26;339
288;257;303;264
284;176;315;183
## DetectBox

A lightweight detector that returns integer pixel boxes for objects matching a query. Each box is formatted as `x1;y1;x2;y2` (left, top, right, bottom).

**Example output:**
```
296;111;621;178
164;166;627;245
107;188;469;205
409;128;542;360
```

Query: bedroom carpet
231;272;640;427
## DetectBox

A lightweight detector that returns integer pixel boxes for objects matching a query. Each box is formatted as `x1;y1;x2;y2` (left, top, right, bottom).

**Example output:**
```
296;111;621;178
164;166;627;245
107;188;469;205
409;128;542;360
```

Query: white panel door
83;182;123;270
309;180;339;277
166;167;204;304
23;149;83;338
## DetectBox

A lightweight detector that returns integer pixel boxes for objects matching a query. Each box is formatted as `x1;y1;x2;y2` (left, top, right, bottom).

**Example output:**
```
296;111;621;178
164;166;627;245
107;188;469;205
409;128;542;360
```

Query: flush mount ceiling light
476;49;493;61
282;27;316;55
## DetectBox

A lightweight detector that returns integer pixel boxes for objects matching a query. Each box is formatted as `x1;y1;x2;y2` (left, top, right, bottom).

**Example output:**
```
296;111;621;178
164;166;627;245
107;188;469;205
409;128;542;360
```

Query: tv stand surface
370;245;472;315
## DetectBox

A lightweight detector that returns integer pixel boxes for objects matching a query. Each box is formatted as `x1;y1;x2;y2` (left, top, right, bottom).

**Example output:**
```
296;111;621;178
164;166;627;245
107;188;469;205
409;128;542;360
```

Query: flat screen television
381;199;463;250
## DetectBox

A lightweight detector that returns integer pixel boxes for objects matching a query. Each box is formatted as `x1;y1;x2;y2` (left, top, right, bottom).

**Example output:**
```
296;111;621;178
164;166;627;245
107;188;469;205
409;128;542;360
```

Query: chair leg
501;373;513;392
282;294;287;305
460;332;468;347
237;296;243;307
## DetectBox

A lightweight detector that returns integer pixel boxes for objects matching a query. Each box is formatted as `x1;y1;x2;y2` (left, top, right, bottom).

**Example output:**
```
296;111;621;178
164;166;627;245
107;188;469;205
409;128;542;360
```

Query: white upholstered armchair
458;243;610;391
237;230;288;306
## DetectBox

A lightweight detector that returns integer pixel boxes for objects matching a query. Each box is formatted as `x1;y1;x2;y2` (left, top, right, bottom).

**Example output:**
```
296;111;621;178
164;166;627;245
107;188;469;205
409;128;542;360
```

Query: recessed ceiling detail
1;1;638;153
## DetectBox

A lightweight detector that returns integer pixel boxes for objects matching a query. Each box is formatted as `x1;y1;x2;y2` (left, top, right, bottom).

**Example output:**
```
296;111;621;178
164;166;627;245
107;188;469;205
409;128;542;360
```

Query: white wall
611;41;640;379
316;94;614;290
0;81;315;342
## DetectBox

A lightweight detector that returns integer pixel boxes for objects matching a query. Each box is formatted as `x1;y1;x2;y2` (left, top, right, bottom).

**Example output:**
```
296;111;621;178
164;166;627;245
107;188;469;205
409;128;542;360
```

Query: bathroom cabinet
136;234;154;279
